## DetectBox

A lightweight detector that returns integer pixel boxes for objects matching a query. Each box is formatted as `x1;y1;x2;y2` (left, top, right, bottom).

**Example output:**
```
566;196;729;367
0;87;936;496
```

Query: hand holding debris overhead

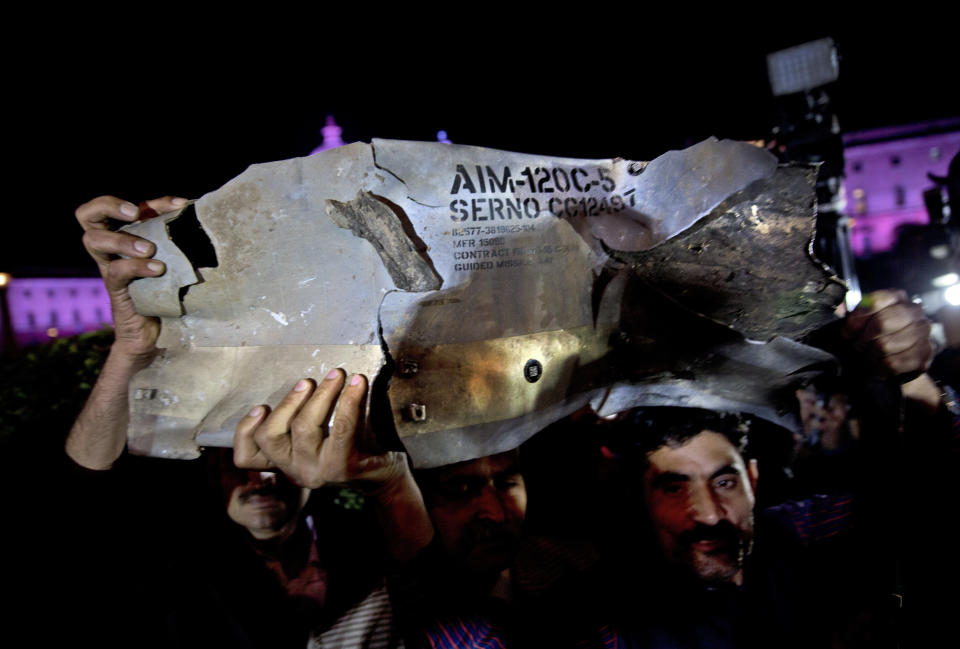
67;195;187;470
234;369;435;562
842;289;933;378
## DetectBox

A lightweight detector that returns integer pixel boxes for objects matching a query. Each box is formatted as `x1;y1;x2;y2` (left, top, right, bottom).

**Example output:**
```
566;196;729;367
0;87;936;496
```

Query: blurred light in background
932;272;959;288
945;284;960;306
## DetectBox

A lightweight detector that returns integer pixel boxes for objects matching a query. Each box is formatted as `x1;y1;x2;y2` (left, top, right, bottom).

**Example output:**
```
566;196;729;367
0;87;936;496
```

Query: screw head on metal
524;359;543;383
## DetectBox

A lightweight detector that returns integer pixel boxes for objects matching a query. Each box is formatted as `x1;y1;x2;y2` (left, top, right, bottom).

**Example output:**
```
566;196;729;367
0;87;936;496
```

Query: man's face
642;430;759;585
422;451;528;577
224;469;304;540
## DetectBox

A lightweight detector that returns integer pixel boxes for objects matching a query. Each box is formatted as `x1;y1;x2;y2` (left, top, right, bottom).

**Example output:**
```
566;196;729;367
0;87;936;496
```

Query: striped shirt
311;582;404;649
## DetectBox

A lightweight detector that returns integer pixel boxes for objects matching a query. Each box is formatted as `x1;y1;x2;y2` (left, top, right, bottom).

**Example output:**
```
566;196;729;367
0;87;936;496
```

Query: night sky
8;24;955;276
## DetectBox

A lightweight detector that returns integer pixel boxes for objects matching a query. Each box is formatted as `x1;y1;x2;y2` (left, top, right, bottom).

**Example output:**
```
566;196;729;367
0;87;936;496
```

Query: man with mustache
235;376;598;648
397;450;534;647
223;465;306;542
638;413;758;589
412;451;528;591
596;407;863;648
599;290;951;648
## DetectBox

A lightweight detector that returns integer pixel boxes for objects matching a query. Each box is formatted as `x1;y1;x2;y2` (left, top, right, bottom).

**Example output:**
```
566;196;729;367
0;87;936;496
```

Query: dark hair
614;407;752;462
413;448;523;509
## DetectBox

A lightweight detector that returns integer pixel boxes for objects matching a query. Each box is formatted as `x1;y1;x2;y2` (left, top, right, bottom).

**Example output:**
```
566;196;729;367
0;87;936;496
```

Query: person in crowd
599;407;863;648
591;290;956;648
795;380;852;457
234;376;601;648
61;195;401;649
787;378;859;498
233;286;952;648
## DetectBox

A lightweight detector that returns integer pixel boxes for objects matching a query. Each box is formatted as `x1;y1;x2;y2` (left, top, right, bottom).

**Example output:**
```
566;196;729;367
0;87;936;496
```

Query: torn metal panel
123;143;402;458
123;209;201;317
617;164;846;342
373;138;790;467
120;138;841;467
589;274;837;432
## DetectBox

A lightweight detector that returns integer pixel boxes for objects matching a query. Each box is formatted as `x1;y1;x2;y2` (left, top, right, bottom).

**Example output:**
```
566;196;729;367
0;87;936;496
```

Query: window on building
26;312;35;327
891;155;901;167
23;289;31;298
50;311;59;326
69;288;78;298
73;309;82;325
47;289;55;299
852;161;863;173
894;185;906;207
852;188;867;215
931;146;941;160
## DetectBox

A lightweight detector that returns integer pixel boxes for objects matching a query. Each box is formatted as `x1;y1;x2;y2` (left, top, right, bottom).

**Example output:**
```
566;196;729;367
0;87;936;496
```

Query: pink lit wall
844;124;960;256
2;278;113;345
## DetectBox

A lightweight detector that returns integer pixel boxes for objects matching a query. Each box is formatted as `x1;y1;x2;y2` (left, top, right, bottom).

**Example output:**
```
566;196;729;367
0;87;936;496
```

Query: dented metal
120;138;841;467
326;192;442;292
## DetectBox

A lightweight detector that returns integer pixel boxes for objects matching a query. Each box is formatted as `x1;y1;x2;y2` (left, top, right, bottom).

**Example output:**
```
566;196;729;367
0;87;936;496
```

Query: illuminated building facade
1;277;113;346
844;119;960;257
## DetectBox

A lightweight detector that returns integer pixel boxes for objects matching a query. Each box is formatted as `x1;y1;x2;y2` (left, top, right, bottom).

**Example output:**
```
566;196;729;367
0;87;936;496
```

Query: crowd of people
50;195;959;648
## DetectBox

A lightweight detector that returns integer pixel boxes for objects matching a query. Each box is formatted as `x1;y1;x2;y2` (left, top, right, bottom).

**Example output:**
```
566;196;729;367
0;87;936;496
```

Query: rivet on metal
404;403;427;422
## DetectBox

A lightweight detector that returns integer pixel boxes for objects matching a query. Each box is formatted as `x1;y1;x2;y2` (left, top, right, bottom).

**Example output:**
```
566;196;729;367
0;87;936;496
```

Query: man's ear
747;458;759;494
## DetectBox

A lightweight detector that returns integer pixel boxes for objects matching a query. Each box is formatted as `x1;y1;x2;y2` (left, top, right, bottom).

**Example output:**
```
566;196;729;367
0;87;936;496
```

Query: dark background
6;23;955;276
